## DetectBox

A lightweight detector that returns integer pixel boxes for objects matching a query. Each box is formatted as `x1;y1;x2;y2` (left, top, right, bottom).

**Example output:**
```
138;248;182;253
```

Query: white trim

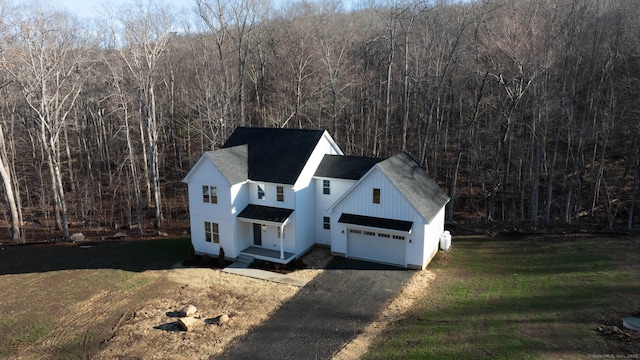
326;165;379;213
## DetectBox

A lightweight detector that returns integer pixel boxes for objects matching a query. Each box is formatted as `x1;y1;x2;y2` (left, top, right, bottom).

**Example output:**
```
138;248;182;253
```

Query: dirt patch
1;242;430;359
596;314;640;354
87;247;331;359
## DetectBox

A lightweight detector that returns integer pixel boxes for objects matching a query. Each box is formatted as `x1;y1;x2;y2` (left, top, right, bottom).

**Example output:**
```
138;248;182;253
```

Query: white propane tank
439;230;451;251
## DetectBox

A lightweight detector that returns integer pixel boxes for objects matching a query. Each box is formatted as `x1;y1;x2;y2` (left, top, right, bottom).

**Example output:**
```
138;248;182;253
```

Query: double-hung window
277;186;284;202
257;184;265;200
373;188;381;204
323;216;330;230
203;185;217;204
204;221;219;243
323;180;330;195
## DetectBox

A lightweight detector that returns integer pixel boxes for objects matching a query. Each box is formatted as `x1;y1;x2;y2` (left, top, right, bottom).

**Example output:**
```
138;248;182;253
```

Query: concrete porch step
228;254;255;269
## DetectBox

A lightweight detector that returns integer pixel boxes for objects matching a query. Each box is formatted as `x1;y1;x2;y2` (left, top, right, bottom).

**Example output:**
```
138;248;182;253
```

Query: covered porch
236;204;296;264
239;246;296;264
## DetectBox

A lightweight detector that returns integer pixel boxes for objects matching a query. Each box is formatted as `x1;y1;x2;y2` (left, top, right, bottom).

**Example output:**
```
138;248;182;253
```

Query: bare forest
0;0;639;243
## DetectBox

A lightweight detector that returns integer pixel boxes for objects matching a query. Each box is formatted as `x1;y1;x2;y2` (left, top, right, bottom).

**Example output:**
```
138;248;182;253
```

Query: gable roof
377;152;450;223
182;145;248;185
222;127;327;185
206;145;248;185
314;154;383;180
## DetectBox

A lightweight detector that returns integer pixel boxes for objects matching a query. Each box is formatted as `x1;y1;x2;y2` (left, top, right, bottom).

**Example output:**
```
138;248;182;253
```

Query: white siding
292;133;342;254
332;168;415;220
421;206;446;268
314;178;356;245
248;182;294;209
330;167;446;269
186;157;236;258
226;182;249;257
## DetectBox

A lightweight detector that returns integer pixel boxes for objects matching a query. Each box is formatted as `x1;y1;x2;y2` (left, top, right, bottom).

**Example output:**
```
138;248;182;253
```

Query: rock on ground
70;233;85;242
180;304;197;317
178;317;198;331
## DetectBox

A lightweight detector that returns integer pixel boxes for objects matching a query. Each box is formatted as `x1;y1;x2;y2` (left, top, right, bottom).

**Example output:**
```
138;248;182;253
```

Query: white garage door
347;229;405;266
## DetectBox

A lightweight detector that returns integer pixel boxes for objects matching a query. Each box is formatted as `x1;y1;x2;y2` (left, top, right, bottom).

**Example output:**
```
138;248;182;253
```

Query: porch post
280;225;284;260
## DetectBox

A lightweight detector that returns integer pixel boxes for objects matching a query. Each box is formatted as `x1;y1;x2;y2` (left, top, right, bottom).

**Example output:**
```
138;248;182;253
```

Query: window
257;184;265;200
364;231;375;236
204;221;220;243
392;235;405;240
277;186;284;202
323;180;330;195
378;233;390;238
277;227;281;238
203;185;217;204
373;188;381;204
323;216;330;230
349;229;361;234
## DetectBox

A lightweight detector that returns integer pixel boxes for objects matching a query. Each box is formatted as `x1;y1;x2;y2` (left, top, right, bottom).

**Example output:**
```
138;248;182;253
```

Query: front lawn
365;235;640;359
0;237;191;358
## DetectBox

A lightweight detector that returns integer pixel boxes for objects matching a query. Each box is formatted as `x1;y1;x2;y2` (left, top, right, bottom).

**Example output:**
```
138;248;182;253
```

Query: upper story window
257;184;265;200
323;180;330;195
277;186;284;202
203;185;217;204
323;216;330;230
373;188;381;204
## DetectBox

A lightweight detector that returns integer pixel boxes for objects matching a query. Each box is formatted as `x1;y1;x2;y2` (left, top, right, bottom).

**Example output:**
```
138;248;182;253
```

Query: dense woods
0;0;639;242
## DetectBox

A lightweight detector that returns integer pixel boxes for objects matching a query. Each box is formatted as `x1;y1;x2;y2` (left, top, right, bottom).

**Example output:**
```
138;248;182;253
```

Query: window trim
323;180;330;195
373;188;381;204
276;186;284;202
323;216;330;230
204;221;220;243
203;185;217;204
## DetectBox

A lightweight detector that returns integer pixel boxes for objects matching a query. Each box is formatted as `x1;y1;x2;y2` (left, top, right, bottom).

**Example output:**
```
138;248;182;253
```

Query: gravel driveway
214;256;415;360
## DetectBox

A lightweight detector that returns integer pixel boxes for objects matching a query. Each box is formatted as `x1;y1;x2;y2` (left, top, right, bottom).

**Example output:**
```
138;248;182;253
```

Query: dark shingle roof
205;145;248;185
376;152;450;223
222;127;325;185
314;154;383;180
237;204;294;223
338;213;413;232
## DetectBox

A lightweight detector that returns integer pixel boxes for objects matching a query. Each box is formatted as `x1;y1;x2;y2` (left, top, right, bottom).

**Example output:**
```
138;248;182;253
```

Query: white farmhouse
183;127;449;269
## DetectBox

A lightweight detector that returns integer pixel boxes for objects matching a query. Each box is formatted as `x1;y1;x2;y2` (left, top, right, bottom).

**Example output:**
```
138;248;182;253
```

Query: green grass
364;236;640;359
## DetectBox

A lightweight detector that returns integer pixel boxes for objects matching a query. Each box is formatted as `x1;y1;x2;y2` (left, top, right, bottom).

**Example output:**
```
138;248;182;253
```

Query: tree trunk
0;125;21;243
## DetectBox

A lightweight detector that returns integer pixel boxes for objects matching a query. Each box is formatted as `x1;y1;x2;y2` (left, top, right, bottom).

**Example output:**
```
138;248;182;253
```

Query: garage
346;228;406;266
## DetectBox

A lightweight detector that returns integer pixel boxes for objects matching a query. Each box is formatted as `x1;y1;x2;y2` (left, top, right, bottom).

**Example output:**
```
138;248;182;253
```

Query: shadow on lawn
0;237;192;275
369;236;640;358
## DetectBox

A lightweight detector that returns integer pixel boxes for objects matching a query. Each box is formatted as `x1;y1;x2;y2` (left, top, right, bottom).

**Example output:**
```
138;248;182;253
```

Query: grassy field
2;234;638;359
364;235;640;359
0;237;191;359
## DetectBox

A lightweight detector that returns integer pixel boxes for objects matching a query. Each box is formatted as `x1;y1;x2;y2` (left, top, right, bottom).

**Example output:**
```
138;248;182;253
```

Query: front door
253;223;262;246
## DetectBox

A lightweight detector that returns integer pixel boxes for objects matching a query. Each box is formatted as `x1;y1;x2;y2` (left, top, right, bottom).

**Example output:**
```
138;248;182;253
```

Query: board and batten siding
333;168;417;220
186;157;235;257
293;134;342;254
330;167;443;268
314;177;356;245
419;205;446;268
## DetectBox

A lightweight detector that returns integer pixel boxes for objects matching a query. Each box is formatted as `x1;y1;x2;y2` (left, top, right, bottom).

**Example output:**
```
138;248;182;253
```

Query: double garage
339;213;412;267
346;228;406;266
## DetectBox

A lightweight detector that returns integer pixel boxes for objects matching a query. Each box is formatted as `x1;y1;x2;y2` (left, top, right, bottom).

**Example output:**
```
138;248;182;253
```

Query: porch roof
338;213;413;232
237;204;294;224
